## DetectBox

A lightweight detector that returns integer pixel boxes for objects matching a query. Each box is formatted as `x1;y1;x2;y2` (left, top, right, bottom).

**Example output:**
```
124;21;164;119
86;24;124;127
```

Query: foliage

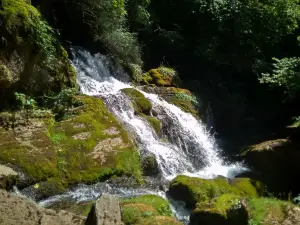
14;92;37;122
0;0;56;66
260;57;300;99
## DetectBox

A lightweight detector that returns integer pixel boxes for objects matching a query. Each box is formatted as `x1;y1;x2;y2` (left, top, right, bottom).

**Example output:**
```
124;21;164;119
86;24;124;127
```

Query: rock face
0;96;142;199
0;165;19;190
242;138;300;195
0;189;84;225
86;194;124;225
0;0;77;108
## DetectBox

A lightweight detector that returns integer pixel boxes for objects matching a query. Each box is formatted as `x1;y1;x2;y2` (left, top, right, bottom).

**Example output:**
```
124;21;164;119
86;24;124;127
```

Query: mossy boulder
121;88;152;115
0;0;77;107
190;194;248;225
242;138;300;195
168;175;260;209
141;86;200;119
142;154;159;176
121;194;177;225
139;67;180;87
0;95;142;198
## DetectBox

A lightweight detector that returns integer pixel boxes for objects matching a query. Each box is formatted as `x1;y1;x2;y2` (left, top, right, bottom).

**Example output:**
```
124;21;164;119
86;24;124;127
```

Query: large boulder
0;96;142;199
242;138;300;195
86;194;123;225
0;189;84;225
0;165;19;190
120;194;182;225
168;175;261;225
168;175;260;208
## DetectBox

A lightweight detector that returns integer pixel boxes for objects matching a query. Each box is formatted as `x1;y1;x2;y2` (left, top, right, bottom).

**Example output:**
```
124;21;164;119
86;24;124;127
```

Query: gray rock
0;189;85;225
0;165;19;190
86;194;124;225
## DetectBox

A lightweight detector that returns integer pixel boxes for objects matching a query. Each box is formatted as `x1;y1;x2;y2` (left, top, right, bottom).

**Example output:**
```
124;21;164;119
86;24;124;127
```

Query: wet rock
142;154;159;176
86;194;124;225
0;189;84;225
0;165;19;190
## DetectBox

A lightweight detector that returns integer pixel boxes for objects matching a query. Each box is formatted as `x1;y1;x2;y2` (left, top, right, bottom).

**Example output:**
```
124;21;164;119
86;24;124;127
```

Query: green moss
139;66;180;87
136;216;183;225
169;95;199;118
230;178;261;197
142;115;161;134
121;88;152;115
121;195;173;217
0;118;58;182
169;176;259;208
49;95;142;185
247;198;291;225
0;95;142;189
121;203;158;225
195;194;241;217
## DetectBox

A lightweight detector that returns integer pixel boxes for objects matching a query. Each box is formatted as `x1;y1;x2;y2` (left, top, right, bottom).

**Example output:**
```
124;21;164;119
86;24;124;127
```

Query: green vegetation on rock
168;175;260;208
247;198;292;225
142;115;161;134
136;216;183;225
140;67;179;87
0;95;142;193
121;88;152;115
121;194;176;225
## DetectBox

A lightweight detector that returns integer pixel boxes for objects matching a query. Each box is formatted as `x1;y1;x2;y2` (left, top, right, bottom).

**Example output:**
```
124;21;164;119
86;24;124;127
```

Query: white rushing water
73;48;248;180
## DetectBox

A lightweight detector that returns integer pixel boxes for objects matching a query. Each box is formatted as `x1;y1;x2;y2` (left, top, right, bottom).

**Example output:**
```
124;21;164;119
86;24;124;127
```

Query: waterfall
72;48;247;180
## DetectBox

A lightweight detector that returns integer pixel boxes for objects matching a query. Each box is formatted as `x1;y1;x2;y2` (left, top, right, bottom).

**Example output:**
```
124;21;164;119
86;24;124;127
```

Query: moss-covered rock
142;154;159;176
247;198;296;225
141;86;200;118
168;175;260;209
142;115;161;135
0;0;77;107
242;138;300;195
121;194;176;225
0;95;142;196
140;67;180;87
121;88;152;115
190;194;248;225
136;216;183;225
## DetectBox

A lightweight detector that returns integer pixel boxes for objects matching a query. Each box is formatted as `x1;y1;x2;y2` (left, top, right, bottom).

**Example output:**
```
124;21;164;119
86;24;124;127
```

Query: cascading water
73;48;247;180
13;48;248;224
